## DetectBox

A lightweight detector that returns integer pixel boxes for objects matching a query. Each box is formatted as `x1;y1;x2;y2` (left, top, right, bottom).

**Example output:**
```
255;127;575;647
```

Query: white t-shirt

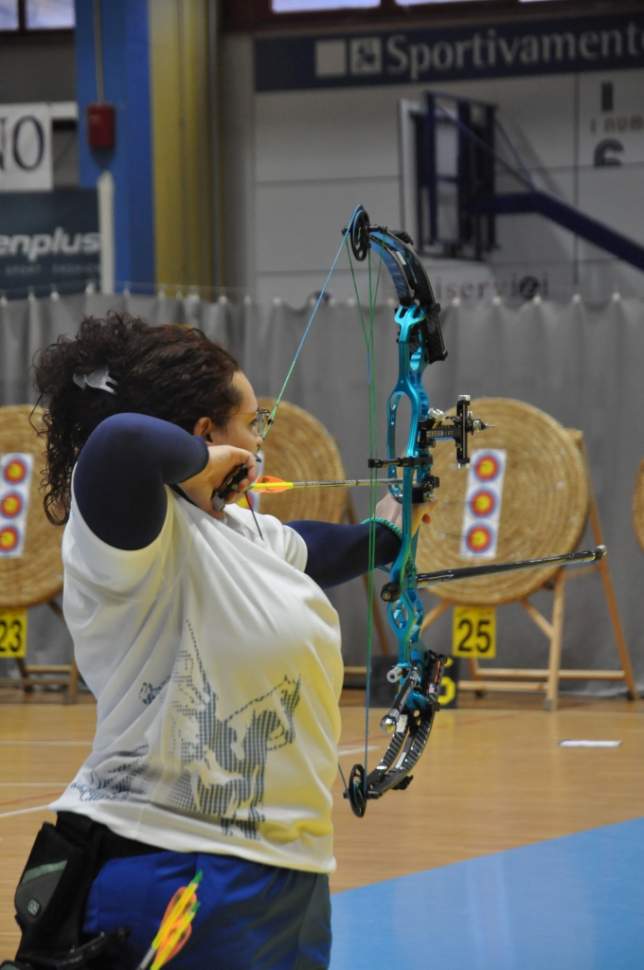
51;483;343;874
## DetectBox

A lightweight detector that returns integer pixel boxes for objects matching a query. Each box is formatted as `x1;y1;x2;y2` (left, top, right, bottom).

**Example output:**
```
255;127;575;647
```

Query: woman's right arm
74;413;209;550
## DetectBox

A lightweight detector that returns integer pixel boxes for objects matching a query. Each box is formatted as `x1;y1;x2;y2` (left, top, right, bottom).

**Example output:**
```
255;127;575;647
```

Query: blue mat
331;817;644;969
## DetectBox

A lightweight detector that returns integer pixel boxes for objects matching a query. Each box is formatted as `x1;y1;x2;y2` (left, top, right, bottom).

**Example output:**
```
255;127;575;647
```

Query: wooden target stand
0;405;79;702
417;399;637;711
633;458;644;553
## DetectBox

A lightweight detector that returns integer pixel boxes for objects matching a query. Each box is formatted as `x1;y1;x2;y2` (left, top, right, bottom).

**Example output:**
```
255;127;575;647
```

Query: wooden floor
1;689;642;958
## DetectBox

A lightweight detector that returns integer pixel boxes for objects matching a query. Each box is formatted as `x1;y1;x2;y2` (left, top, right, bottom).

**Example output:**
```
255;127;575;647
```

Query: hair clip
72;365;118;395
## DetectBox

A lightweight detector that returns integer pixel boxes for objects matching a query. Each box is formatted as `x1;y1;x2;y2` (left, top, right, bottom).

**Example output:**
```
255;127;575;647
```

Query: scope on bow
418;395;488;469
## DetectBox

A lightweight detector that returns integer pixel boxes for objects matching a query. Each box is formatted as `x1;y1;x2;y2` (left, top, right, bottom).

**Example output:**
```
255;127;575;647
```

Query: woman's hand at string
180;445;258;517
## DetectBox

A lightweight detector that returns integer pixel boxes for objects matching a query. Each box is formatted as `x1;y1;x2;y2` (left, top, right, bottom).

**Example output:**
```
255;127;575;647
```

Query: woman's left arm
289;495;432;588
288;519;400;588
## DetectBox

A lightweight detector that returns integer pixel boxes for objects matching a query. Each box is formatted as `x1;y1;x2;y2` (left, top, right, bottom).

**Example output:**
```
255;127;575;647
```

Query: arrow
136;870;202;970
249;475;396;494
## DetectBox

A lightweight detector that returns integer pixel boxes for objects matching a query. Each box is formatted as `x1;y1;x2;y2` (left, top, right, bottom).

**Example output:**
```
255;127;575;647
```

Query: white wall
221;32;644;306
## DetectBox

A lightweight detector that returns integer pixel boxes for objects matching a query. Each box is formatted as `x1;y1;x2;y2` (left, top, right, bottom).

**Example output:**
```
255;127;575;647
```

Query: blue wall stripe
74;0;155;289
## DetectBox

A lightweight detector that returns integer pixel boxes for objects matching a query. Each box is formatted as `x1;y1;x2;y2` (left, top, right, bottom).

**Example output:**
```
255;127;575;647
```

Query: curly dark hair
32;313;241;524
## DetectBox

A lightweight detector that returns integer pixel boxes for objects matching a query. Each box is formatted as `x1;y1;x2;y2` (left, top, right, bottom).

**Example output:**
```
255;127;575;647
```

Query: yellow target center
470;528;489;550
472;494;492;515
5;461;26;483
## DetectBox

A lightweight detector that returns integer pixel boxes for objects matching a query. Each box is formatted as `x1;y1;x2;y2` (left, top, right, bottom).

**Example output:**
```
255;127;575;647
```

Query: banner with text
255;13;644;92
0;189;100;298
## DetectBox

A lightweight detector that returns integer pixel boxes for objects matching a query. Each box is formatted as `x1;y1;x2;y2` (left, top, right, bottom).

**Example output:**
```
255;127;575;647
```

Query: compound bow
340;206;489;816
221;204;605;818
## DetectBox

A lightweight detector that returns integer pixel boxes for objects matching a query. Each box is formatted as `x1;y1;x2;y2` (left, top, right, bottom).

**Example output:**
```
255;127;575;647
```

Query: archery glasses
246;408;272;438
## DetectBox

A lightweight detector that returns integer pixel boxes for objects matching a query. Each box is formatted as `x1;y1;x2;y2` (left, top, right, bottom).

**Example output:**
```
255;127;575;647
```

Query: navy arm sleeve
288;520;401;589
74;412;208;550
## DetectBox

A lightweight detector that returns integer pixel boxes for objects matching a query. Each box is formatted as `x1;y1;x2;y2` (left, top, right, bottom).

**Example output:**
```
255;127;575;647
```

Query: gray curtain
1;293;642;692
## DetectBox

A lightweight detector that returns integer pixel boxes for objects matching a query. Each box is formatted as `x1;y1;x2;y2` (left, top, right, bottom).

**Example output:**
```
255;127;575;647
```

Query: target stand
417;399;636;711
0;405;79;702
633;458;644;553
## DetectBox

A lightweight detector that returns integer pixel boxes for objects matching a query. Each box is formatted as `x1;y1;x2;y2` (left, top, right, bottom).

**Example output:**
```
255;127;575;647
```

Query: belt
56;811;162;864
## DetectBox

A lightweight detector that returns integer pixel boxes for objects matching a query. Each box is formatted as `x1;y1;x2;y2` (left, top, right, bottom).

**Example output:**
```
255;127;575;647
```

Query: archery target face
460;449;506;559
0;453;33;558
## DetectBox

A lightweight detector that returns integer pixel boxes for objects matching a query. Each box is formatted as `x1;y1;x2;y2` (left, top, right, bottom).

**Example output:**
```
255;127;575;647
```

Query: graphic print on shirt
70;745;149;801
140;676;170;705
163;620;302;840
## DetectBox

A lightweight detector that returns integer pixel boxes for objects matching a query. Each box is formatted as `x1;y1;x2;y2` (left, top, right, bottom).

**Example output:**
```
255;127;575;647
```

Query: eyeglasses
250;408;272;438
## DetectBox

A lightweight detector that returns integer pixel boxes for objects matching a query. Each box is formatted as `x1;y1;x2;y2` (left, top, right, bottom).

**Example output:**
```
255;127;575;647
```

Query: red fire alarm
87;102;116;150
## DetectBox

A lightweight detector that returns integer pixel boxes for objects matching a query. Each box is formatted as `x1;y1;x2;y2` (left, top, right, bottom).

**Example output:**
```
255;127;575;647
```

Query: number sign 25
452;606;496;659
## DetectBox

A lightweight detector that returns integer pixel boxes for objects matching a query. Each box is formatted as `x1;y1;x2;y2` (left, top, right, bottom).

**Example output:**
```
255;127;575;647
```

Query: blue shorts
82;849;331;969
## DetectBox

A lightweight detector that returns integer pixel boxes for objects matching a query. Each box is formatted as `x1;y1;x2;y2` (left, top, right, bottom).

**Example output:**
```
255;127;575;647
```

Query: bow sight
367;395;488;502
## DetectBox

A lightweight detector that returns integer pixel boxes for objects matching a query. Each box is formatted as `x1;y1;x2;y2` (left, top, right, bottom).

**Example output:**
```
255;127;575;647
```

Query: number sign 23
0;610;27;658
452;606;496;659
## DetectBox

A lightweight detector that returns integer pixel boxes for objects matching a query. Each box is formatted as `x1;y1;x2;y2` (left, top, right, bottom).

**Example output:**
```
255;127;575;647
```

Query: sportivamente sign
255;13;644;92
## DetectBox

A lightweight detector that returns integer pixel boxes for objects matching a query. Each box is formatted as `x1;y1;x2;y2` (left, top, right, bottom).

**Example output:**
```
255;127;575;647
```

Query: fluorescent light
396;0;494;5
0;1;19;30
25;0;75;29
273;1;380;11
